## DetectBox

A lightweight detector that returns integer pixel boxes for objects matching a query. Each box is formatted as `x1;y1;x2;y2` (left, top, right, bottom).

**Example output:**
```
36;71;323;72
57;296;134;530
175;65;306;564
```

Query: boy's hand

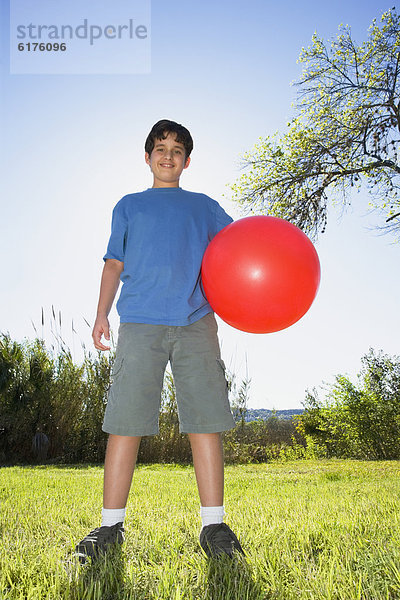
92;315;111;351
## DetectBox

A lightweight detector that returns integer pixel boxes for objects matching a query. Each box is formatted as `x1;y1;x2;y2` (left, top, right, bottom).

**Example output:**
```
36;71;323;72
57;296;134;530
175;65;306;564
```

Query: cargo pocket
111;356;124;383
216;358;229;391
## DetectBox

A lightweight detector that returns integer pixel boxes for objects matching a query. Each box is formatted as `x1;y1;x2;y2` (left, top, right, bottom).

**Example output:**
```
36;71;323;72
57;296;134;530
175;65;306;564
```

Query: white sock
101;507;126;527
200;505;225;528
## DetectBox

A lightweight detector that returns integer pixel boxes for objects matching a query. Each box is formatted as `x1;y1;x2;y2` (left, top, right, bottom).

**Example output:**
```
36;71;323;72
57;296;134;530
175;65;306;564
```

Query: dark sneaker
200;523;244;558
74;522;125;564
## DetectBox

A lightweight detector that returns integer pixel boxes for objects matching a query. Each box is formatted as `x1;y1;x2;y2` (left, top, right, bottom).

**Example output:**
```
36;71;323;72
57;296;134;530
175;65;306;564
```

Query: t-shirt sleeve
211;199;234;237
103;200;128;262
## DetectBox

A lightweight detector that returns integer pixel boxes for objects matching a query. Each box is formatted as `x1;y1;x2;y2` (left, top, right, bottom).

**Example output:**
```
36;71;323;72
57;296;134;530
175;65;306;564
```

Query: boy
75;119;244;563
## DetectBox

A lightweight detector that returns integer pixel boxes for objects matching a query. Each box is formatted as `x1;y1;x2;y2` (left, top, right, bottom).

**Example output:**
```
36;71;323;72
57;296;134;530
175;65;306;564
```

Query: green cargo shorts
102;312;235;436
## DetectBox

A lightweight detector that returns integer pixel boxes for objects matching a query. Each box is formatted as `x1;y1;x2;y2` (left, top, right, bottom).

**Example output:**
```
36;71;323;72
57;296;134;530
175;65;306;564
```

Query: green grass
1;460;400;599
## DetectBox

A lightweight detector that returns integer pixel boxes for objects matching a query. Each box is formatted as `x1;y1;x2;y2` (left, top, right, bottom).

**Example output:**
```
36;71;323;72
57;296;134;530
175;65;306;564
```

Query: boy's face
145;132;190;188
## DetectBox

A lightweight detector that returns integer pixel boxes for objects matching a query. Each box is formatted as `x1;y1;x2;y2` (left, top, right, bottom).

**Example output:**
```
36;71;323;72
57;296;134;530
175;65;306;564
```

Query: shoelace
81;524;122;546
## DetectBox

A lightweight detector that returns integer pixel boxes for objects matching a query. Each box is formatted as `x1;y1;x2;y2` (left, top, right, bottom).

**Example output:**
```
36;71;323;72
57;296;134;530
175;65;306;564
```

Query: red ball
201;216;321;333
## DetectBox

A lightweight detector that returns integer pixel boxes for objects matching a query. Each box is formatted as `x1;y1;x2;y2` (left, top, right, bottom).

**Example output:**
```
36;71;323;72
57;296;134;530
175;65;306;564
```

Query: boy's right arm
92;258;124;351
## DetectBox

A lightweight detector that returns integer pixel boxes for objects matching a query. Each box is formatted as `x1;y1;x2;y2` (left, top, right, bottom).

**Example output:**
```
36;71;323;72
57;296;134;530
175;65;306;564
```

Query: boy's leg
170;315;243;556
74;434;141;564
188;431;244;557
188;432;224;506
103;434;141;508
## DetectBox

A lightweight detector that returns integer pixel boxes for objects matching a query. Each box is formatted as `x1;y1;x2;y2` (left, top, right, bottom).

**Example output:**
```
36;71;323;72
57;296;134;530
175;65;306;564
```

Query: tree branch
386;211;400;222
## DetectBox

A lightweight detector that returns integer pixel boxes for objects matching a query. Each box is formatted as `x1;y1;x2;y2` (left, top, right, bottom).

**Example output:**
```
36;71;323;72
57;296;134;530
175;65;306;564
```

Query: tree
231;9;400;238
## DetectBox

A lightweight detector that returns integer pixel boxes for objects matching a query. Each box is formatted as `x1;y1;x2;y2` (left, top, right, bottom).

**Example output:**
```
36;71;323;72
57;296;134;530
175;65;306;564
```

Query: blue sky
1;0;399;409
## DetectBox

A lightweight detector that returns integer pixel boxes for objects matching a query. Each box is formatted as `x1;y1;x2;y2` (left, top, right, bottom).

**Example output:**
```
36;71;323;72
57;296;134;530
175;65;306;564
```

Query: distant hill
244;408;304;422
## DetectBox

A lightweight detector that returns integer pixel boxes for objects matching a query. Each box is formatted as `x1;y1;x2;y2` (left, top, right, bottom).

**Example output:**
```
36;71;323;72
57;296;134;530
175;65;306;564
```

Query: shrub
298;349;400;459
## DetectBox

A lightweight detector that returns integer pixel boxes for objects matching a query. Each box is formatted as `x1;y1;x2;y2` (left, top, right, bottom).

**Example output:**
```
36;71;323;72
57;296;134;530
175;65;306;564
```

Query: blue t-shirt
103;187;233;325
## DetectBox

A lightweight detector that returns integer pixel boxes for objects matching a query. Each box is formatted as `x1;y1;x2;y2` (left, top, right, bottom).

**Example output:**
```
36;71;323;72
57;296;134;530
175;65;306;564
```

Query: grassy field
1;460;400;600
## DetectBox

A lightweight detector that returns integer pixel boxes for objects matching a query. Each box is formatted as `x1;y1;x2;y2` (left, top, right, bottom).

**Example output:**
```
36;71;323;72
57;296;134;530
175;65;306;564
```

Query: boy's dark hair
145;119;193;159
